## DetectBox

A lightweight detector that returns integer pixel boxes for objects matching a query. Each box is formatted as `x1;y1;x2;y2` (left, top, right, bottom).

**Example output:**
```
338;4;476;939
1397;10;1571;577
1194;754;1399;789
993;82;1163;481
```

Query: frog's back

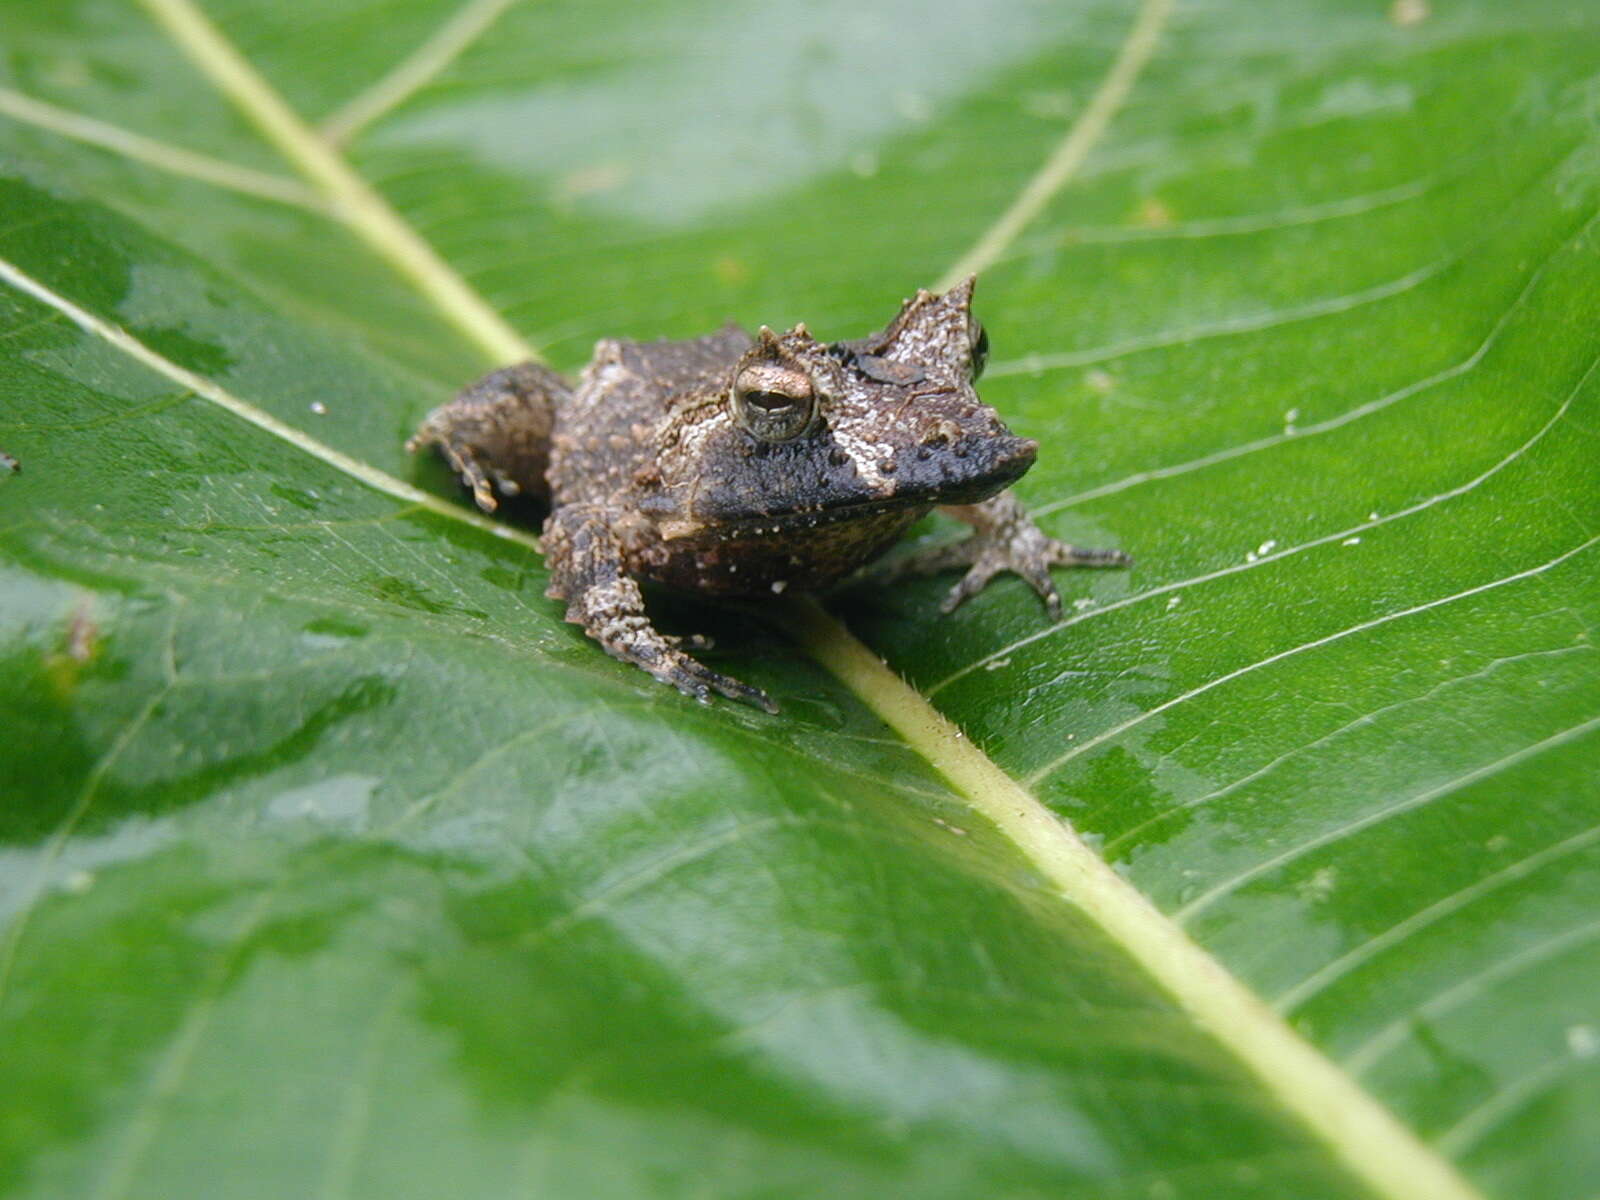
548;325;751;505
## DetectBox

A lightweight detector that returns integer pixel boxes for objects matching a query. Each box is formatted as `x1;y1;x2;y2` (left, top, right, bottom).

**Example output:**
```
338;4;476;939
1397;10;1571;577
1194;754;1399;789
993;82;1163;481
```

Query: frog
407;277;1129;712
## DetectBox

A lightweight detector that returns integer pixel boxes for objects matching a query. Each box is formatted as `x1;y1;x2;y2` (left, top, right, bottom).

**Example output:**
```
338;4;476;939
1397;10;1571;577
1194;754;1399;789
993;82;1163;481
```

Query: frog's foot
900;491;1130;621
613;625;772;712
543;508;774;713
406;362;569;513
406;419;501;512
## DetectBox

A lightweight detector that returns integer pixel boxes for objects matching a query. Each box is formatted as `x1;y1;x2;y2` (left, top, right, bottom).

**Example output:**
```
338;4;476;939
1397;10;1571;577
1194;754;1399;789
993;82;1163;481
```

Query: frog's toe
938;533;1129;620
715;674;778;714
927;494;1130;618
938;559;1002;614
1014;555;1067;622
409;425;499;512
662;655;775;713
1049;542;1133;569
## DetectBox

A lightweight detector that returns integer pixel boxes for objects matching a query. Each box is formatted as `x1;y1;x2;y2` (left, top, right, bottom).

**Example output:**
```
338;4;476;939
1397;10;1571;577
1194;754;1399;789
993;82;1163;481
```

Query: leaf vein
936;313;1600;696
91;890;277;1200
1006;173;1442;252
1344;918;1600;1076
0;86;327;210
934;0;1173;289
0;667;174;1009
1176;712;1600;923
1274;815;1600;1013
320;0;528;145
135;0;535;364
1099;644;1597;853
1028;531;1600;789
1436;1053;1592;1155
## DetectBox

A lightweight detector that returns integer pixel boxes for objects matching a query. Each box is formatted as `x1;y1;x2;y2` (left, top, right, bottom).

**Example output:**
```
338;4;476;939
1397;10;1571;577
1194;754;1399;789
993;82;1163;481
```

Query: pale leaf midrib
11;3;1484;1199
135;0;537;367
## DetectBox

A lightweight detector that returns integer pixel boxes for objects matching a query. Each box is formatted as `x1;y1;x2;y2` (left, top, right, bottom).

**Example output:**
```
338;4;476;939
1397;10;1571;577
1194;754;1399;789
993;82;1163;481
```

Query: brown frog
408;278;1129;711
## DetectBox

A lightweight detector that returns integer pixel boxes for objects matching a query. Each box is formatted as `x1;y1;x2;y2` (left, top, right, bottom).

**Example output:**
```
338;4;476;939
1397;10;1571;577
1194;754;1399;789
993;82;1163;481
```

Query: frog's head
674;278;1036;532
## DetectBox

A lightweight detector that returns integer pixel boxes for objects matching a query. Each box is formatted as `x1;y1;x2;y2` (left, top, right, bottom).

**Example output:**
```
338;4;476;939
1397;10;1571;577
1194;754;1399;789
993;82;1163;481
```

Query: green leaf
2;1;1597;1198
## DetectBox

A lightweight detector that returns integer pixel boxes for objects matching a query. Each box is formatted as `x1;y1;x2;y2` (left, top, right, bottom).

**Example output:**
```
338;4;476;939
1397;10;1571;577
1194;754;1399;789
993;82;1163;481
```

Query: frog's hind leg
885;491;1130;621
407;363;569;512
542;507;777;713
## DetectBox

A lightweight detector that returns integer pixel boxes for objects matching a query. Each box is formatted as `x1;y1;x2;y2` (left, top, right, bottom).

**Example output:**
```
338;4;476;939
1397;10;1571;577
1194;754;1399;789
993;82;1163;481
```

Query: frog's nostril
1002;436;1038;471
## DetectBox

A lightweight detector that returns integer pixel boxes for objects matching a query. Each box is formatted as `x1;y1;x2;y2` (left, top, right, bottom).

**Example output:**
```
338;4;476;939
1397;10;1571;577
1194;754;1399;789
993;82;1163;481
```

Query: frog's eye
731;362;819;442
969;320;990;381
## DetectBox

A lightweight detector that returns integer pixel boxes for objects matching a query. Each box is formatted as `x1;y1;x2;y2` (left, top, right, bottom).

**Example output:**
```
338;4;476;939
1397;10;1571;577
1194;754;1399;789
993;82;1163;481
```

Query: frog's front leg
542;506;777;713
406;363;569;511
892;491;1131;621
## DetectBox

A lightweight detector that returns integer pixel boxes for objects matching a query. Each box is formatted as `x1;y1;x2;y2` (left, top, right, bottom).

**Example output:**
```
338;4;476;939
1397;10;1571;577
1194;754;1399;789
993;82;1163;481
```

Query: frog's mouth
715;494;926;536
674;430;1037;538
802;430;1038;517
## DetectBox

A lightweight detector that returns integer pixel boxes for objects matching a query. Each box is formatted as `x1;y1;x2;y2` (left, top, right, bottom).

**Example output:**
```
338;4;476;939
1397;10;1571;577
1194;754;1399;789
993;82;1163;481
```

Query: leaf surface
1;1;1597;1198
